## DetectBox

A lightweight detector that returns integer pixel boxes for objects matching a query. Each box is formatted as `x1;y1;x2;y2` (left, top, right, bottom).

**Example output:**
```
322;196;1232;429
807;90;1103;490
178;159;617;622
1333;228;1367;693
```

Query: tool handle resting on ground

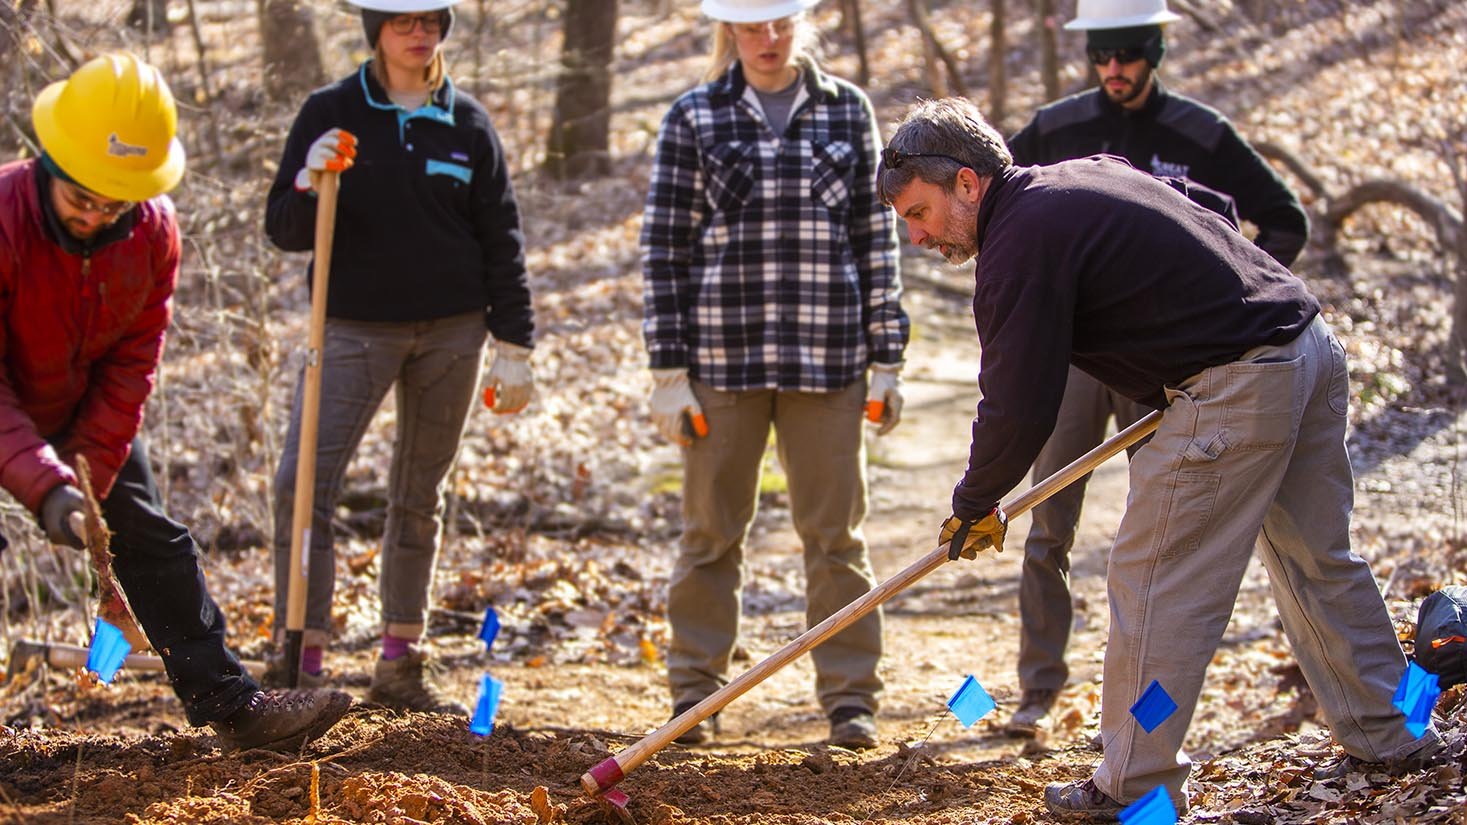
6;639;265;681
283;170;339;688
580;409;1163;797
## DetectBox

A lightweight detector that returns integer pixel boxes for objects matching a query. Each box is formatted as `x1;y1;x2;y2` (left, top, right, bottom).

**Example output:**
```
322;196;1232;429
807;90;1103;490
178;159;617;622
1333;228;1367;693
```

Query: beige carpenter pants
667;379;883;716
1092;316;1439;809
272;312;486;647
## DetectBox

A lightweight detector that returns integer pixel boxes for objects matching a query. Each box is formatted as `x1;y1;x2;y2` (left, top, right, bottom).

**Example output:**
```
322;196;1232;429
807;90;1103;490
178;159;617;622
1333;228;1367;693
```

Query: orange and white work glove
865;361;904;436
482;341;533;414
650;368;707;447
939;508;1008;560
294;128;358;192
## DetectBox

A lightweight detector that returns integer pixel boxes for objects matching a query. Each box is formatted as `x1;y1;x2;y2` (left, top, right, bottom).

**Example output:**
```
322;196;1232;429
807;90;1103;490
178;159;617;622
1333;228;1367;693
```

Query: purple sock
382;633;413;661
301;646;324;675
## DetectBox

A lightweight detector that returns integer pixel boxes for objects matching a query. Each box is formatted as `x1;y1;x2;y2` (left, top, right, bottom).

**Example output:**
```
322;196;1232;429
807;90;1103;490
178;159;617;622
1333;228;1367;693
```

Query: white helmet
1064;0;1181;30
701;0;819;24
349;0;459;10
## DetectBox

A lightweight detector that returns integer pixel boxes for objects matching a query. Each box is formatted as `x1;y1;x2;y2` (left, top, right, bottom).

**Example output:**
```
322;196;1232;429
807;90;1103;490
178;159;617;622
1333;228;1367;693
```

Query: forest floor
3;1;1467;823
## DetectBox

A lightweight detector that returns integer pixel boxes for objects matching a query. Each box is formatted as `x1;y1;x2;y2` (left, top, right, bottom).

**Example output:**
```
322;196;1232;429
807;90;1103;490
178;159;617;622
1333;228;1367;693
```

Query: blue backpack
1415;586;1467;689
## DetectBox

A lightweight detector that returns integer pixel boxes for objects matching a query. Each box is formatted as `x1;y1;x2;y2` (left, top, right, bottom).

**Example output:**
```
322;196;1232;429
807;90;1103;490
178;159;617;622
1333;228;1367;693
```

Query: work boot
1005;688;1058;738
671;701;718;746
211;688;352;752
368;648;469;714
1043;778;1125;821
1312;737;1446;781
828;706;878;750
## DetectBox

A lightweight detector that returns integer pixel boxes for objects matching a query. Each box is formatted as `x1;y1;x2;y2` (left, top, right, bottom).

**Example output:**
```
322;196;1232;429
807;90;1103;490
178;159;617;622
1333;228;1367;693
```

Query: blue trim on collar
358;62;458;143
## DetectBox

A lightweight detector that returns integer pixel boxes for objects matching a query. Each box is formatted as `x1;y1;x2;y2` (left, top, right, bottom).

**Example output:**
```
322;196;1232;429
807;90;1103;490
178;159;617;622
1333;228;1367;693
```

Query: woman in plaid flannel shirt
641;0;908;751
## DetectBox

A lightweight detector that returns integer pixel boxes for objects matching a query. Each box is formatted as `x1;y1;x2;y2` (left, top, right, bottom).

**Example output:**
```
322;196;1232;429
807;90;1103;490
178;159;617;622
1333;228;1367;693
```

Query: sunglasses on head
880;146;967;170
1087;45;1148;65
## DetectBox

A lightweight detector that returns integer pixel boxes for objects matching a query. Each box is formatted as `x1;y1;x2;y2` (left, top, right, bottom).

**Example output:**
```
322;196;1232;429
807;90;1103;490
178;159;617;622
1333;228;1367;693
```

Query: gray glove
40;484;86;549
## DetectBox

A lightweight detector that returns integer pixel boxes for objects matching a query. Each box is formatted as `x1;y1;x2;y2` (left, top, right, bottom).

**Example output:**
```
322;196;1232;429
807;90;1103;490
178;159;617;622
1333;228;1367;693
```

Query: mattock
581;410;1163;801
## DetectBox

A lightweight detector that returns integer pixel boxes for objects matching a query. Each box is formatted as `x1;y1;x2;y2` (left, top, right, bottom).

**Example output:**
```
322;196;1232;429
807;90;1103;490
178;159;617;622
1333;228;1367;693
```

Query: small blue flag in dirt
1130;680;1178;734
470;673;504;736
479;606;500;650
86;618;131;684
1118;785;1177;825
946;675;996;728
1392;661;1441;738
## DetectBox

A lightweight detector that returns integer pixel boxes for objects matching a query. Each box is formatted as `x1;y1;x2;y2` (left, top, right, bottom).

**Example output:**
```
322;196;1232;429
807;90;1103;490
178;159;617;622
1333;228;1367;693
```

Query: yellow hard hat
31;52;185;202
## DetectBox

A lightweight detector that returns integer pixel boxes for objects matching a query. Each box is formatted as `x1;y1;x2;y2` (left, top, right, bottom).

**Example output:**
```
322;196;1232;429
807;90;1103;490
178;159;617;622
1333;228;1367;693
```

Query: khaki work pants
272;312;486;647
1092;317;1439;809
1019;366;1150;693
667;379;882;716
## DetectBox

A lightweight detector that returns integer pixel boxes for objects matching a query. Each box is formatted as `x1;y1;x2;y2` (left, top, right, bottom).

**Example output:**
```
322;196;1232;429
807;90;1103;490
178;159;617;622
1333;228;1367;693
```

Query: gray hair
877;98;1012;205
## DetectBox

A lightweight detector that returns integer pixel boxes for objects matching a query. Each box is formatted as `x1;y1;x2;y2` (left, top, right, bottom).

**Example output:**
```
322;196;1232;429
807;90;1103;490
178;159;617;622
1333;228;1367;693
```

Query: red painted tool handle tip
581;757;625;796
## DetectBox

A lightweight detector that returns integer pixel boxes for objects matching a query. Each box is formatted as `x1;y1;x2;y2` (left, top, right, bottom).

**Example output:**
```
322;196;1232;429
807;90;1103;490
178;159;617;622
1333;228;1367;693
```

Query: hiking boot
211;689;351;752
260;649;325;689
368;649;469;715
828;706;878;750
1006;688;1058;738
1043;778;1125;821
1312;737;1446;781
671;701;718;746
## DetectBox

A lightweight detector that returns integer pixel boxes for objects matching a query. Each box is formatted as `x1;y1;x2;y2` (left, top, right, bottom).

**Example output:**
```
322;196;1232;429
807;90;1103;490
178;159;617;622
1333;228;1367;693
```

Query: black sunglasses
881;146;968;170
1087;45;1148;65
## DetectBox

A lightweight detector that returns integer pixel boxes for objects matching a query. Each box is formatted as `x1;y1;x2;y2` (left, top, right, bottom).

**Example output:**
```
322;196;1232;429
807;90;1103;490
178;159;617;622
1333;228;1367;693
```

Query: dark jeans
104;437;258;725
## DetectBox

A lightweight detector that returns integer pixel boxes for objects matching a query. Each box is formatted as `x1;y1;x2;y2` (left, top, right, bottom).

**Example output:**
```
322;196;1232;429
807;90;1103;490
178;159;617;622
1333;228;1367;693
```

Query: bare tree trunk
127;0;171;38
988;0;1006;126
258;0;325;104
842;0;870;88
1037;0;1060;102
545;0;619;179
907;0;967;99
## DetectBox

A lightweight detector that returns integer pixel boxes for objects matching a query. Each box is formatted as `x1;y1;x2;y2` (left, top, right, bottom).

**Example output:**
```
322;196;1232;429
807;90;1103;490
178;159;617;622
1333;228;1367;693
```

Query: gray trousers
1019;366;1149;692
1092;317;1438;808
667;379;883;715
273;312;486;646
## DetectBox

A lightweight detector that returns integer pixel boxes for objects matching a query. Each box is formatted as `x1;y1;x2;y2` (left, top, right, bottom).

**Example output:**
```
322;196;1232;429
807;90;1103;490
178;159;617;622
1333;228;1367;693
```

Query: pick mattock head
594;789;634;825
5;639;47;684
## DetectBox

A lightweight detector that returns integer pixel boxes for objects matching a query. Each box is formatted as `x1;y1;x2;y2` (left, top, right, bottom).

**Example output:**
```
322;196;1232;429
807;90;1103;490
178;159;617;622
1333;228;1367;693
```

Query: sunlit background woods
1;0;1464;687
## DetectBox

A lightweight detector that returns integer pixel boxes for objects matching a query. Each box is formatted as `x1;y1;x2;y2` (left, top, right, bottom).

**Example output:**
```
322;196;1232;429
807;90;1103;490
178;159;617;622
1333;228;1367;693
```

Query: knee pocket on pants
1156;471;1221;559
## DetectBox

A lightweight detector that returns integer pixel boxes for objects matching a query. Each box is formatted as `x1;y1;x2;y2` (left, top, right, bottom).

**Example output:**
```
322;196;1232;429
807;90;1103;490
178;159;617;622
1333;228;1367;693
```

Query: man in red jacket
0;53;351;751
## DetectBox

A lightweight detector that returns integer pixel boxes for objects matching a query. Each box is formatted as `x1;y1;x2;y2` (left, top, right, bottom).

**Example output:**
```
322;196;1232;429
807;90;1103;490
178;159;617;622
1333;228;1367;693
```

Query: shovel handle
283;171;340;687
581;409;1162;797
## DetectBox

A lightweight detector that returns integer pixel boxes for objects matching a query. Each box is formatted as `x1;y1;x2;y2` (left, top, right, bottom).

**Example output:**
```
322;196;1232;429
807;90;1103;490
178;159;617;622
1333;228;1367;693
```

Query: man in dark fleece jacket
876;97;1440;820
1003;1;1311;737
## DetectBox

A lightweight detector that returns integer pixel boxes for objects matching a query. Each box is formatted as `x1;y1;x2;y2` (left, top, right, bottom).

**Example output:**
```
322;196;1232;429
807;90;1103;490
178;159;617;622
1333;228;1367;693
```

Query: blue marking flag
1391;661;1440;738
470;673;504;736
946;675;996;728
479;606;500;651
86;618;131;684
1118;785;1177;825
1130;680;1178;734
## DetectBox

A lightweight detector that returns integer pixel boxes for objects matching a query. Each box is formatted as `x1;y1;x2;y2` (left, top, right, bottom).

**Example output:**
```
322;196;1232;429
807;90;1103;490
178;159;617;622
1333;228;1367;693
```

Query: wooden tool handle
581;409;1162;796
283;171;340;686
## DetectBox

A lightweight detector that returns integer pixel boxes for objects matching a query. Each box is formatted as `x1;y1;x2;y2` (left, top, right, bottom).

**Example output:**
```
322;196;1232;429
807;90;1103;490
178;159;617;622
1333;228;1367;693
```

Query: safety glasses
56;180;135;220
880;146;967;170
388;13;443;35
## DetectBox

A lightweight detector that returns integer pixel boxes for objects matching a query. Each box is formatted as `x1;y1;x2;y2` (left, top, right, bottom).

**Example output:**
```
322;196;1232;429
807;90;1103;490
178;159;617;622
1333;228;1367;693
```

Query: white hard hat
349;0;459;11
1064;0;1181;30
701;0;820;24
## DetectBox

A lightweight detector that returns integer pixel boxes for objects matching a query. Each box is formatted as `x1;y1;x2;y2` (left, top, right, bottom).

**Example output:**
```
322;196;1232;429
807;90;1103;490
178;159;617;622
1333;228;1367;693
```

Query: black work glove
939;507;1008;560
39;484;86;549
